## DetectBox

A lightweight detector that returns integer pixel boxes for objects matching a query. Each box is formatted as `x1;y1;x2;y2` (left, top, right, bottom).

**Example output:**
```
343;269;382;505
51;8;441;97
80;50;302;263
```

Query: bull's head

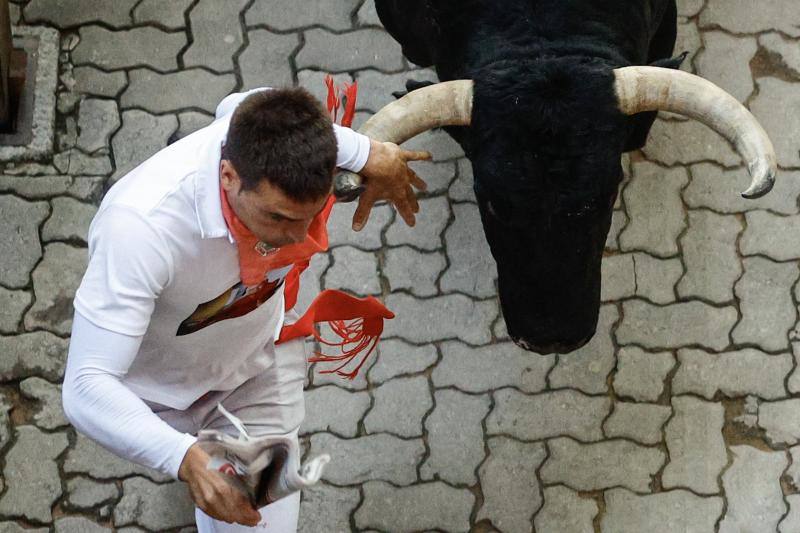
335;64;776;354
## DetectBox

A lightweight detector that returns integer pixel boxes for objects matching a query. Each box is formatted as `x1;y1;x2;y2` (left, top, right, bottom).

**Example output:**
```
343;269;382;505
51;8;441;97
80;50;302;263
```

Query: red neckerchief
220;184;332;287
220;186;394;379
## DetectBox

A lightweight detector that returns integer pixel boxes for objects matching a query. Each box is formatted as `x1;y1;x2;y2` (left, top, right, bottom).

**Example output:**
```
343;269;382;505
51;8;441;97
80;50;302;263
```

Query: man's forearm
333;124;371;172
62;312;197;480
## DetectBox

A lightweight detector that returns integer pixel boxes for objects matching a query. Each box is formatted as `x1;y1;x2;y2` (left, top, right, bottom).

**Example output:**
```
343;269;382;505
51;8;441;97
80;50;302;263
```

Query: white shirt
63;89;370;479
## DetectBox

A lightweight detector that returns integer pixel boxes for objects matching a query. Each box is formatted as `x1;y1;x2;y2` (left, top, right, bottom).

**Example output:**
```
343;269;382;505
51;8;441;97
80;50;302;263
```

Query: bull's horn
614;66;776;199
334;80;473;201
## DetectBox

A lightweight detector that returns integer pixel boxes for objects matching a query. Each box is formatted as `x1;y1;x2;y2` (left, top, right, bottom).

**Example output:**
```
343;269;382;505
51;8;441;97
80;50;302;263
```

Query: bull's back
375;0;676;73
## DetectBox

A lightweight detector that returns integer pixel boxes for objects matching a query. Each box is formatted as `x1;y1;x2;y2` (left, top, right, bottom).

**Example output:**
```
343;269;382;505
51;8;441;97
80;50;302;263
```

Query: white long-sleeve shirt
63;89;371;480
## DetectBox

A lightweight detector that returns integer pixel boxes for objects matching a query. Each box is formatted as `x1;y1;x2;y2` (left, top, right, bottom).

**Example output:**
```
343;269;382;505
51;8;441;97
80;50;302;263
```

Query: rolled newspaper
197;403;331;507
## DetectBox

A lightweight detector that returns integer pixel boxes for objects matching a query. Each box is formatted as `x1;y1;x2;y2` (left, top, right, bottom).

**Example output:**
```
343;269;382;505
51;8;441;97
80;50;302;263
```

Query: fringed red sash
278;291;394;379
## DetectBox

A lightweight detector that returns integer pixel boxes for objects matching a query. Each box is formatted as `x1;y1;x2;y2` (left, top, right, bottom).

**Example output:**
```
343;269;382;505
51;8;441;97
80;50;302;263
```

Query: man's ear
219;160;241;193
649;51;690;70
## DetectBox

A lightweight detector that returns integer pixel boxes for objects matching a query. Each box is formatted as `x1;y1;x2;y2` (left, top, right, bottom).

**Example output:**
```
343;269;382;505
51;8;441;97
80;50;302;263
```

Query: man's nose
286;222;310;243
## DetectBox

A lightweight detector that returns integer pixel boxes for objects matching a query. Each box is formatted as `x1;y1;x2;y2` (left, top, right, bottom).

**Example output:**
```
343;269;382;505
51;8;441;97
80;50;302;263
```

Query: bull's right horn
614;66;777;199
334;80;473;201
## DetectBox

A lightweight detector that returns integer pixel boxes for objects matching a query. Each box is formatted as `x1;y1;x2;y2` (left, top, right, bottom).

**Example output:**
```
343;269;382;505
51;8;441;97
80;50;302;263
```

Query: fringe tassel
325;75;340;123
340;82;358;128
324;75;359;128
278;291;394;380
309;316;383;380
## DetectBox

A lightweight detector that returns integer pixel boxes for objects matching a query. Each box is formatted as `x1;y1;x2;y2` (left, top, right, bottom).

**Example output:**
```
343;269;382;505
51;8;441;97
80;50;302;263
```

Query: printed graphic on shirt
176;265;292;336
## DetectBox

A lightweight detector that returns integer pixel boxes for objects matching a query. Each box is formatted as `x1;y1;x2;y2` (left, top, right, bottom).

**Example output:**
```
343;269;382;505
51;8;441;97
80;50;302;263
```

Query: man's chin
254;239;282;253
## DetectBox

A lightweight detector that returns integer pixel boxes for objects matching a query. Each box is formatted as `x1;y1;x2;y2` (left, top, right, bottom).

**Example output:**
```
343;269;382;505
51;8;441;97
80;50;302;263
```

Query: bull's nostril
512;334;593;354
512;336;563;354
512;337;534;351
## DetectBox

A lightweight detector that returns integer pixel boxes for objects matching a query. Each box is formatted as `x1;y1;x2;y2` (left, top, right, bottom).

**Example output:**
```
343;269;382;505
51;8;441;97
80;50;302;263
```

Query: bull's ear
649;51;689;70
375;0;435;67
392;80;436;100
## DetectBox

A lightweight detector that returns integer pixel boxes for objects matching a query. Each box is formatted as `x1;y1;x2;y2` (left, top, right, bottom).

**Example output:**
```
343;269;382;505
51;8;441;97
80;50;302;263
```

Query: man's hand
178;443;262;527
352;139;432;231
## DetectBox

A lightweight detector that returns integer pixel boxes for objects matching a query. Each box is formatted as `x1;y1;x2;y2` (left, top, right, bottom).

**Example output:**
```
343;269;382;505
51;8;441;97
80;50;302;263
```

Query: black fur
376;0;681;354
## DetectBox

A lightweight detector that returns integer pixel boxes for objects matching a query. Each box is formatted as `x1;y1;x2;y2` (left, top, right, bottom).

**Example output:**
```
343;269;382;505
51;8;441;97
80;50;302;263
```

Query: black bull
375;0;691;354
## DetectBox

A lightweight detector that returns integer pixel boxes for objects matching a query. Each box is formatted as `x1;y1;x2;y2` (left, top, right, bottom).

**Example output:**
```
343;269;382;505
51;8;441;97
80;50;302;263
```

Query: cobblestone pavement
1;0;800;531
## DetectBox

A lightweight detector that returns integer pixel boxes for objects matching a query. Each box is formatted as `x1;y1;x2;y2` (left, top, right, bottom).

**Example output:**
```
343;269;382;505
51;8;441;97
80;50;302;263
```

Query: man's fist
178;443;262;527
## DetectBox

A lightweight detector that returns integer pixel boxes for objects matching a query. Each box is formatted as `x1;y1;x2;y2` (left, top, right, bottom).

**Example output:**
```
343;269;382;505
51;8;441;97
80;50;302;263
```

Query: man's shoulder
99;117;231;230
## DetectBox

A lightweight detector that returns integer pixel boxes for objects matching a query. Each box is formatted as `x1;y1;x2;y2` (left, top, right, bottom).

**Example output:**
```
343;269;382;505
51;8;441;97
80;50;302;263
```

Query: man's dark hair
225;87;338;202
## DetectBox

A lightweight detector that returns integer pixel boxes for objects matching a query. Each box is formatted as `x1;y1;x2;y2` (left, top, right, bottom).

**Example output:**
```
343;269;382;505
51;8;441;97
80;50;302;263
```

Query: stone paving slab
4;0;800;530
662;396;726;494
677;209;741;303
613;346;675;403
487;389;610;442
363;375;432;437
0;426;68;523
549;304;618;394
114;478;195;530
308;433;424;486
673;348;792;400
0;195;49;288
133;0;193;30
719;445;788;533
0;288;31;334
421;389;490;485
477;437;546;533
603;401;671;445
183;0;247;72
121;69;237;114
239;29;300;89
701;0;800;37
601;488;723;533
541;437;665;492
73;26;186;72
619;161;688;257
296;28;405;72
24;0;138;28
684;164;800;215
355;481;473;532
298;483;360;533
534;485;597;533
751;78;800;168
696;31;757;103
618;300;738;351
732;257;799;352
432;340;553;393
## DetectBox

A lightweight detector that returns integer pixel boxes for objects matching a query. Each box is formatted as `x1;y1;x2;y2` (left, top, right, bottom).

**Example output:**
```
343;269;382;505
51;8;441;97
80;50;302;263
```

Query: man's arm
63;313;261;527
67;204;193;476
333;123;371;173
62;312;196;478
67;205;260;526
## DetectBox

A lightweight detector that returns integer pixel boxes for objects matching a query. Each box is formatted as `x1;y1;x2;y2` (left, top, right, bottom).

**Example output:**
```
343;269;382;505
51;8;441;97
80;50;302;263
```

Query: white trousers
145;336;308;533
194;491;300;532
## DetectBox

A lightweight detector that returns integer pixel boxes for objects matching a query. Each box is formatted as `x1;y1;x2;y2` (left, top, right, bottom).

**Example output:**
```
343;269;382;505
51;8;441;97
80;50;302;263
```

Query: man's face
220;160;330;248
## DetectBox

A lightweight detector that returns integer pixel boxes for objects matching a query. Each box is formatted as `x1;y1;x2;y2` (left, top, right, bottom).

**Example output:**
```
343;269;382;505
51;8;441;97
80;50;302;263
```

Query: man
62;87;430;531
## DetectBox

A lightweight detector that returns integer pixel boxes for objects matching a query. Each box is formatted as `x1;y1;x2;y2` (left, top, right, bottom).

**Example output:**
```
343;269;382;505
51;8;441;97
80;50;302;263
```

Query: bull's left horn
334;80;473;201
613;66;776;199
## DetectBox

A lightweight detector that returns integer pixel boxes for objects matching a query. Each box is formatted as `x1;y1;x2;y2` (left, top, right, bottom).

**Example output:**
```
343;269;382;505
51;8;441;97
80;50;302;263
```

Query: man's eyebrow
260;207;304;222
